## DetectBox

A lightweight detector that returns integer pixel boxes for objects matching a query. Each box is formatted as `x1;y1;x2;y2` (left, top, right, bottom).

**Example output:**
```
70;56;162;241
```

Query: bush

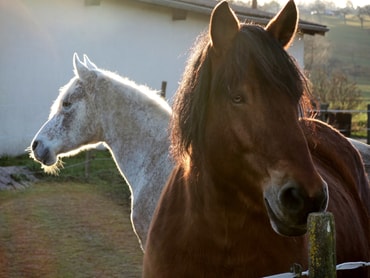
308;67;362;110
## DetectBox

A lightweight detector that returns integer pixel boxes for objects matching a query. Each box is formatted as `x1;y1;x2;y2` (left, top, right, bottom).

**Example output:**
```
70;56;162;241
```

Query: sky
249;0;369;8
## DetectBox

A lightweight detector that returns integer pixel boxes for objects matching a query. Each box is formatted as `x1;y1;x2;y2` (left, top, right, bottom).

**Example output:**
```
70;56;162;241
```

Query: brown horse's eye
231;95;243;104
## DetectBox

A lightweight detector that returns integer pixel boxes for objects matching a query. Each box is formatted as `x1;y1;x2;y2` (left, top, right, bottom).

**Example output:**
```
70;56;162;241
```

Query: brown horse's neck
186;153;266;212
176;160;271;238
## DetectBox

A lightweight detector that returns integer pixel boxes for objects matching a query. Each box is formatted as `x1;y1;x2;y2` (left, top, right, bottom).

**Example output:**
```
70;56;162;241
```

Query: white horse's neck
96;75;172;249
103;98;169;191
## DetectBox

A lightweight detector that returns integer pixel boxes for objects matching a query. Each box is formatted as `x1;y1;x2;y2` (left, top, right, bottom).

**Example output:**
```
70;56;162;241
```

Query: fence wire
264;261;370;278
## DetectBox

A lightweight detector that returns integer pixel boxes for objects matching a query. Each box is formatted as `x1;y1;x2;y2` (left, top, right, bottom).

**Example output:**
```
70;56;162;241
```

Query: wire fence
264;262;370;278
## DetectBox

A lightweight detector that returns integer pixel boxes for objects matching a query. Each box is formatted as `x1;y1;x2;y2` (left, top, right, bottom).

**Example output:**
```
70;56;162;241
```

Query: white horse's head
30;53;103;173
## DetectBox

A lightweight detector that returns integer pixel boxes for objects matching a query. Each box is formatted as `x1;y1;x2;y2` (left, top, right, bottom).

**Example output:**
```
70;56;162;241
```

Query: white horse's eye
62;101;72;109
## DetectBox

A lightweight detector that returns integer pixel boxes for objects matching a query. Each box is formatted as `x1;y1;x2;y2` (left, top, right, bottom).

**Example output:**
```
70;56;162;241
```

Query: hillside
302;12;370;101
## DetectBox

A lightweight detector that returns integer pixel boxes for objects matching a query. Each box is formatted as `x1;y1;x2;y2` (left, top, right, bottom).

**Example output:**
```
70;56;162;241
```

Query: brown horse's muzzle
263;178;328;236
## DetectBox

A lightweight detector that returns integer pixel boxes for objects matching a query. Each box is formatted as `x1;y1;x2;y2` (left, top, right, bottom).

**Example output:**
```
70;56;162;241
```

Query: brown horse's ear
265;0;298;49
210;1;240;55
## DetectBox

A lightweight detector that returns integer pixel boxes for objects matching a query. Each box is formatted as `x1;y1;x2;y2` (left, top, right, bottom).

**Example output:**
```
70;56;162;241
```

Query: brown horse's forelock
228;25;313;115
170;24;313;165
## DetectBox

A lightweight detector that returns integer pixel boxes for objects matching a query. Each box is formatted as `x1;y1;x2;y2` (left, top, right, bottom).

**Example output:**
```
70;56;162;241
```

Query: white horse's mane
49;63;171;120
100;69;172;115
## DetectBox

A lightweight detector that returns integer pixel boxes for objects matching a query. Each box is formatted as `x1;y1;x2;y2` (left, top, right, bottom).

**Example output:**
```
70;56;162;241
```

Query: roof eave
137;0;329;35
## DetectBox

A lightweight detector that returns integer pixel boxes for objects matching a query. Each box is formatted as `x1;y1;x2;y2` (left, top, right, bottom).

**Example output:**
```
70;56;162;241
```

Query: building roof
138;0;329;35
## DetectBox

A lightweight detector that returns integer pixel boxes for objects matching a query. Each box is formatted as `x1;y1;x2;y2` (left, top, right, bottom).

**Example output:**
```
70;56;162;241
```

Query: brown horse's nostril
279;182;305;212
279;180;328;217
32;140;39;151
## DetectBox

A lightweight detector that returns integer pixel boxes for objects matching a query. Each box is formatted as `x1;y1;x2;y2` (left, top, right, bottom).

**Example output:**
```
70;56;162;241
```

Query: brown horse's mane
301;118;370;215
170;23;313;165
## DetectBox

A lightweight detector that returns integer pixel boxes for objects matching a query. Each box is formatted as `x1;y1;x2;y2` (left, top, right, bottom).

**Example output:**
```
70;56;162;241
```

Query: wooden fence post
161;81;167;98
85;150;91;180
308;212;336;278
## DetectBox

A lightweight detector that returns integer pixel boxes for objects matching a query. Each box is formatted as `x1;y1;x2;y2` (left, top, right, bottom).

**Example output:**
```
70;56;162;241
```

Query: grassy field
324;15;370;71
0;151;143;277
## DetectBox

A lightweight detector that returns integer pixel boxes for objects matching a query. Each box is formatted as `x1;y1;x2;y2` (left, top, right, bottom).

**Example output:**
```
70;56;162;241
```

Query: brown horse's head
171;0;328;236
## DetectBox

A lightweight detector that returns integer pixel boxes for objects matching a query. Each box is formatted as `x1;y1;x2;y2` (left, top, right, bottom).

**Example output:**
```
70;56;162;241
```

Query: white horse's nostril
32;140;39;151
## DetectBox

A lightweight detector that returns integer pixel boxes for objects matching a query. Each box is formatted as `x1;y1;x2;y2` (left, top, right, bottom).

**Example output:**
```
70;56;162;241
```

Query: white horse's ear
83;54;98;70
73;53;95;81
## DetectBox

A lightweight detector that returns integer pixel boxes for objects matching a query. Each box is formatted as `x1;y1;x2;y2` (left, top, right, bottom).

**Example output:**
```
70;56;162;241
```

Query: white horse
30;53;172;250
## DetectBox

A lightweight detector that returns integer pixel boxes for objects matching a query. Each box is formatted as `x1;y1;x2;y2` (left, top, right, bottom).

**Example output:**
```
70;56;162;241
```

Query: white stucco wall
289;33;304;69
0;0;208;156
0;0;304;156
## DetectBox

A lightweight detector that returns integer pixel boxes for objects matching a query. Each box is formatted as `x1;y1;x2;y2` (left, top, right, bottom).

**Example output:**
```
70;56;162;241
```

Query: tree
252;0;257;9
304;34;331;72
260;1;281;13
309;67;361;110
309;0;326;14
346;0;354;10
357;6;370;29
229;0;251;7
339;5;353;24
304;33;361;110
364;5;370;15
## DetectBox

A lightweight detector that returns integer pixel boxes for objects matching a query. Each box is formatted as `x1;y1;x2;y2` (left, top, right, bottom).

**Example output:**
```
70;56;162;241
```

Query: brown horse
143;1;370;277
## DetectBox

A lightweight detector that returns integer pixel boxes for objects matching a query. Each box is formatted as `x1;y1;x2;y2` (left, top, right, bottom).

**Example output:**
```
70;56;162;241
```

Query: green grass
358;84;370;101
0;151;143;277
0;150;127;187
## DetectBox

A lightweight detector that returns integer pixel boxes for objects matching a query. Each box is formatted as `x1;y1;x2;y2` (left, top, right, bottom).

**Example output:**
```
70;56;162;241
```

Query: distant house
0;0;328;156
